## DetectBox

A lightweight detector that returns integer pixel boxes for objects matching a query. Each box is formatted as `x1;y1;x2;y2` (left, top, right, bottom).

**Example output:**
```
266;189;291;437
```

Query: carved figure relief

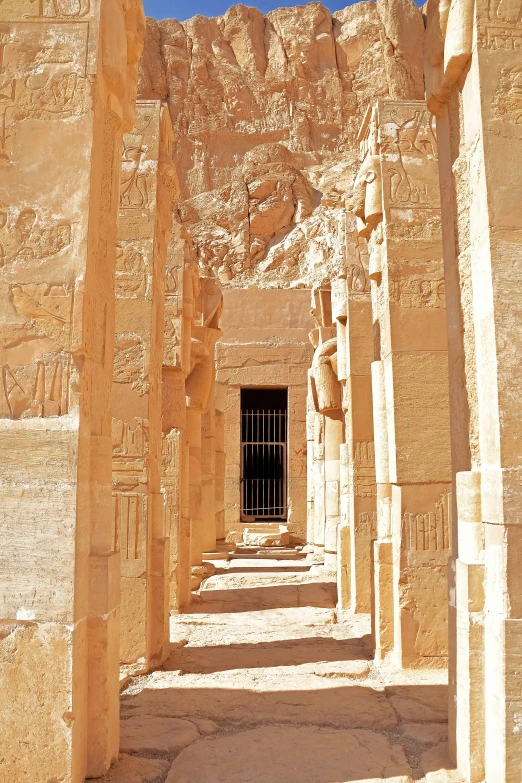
402;492;451;551
112;417;148;491
492;64;522;123
389;278;446;308
115;242;149;299
0;207;71;267
113;333;148;395
354;442;376;498
119;115;153;210
489;0;522;24
0;0;90;18
0;28;87;160
310;337;341;414
0;281;72;419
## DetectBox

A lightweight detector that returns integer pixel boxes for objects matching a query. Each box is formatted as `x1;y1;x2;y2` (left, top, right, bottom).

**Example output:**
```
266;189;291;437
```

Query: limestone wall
217;287;314;543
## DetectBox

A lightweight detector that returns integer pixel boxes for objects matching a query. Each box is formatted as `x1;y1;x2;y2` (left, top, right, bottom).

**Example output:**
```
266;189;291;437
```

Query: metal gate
240;406;287;520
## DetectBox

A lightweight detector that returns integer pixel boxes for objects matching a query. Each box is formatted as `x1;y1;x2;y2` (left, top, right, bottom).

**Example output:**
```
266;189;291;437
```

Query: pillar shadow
120;683;451;782
187;582;338;613
163;635;372;673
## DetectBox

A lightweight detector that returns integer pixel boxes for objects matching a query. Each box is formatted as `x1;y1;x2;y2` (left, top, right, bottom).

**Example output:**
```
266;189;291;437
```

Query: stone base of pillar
337;523;351;610
373;540;394;664
455;559;485;783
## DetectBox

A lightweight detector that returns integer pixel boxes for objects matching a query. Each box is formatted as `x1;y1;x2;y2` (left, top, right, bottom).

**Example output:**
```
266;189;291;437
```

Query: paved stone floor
99;552;463;783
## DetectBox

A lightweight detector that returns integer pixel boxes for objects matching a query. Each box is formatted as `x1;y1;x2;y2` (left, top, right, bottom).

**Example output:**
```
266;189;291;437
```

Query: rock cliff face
138;0;425;287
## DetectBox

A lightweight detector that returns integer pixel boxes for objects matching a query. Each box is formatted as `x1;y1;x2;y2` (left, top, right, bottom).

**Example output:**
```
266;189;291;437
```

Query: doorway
240;388;288;521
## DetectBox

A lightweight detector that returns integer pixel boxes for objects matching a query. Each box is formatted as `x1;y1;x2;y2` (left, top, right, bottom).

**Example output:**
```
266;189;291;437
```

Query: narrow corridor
101;549;461;783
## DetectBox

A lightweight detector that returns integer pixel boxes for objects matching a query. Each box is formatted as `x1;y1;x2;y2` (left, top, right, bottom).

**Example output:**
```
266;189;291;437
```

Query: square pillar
0;1;145;778
113;101;174;668
356;99;452;668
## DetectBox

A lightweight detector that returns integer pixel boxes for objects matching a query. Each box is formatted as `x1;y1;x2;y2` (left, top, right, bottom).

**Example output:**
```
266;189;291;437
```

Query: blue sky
143;0;422;22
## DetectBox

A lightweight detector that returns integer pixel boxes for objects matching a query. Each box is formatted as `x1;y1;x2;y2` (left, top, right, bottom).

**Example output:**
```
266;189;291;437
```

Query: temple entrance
240;388;287;522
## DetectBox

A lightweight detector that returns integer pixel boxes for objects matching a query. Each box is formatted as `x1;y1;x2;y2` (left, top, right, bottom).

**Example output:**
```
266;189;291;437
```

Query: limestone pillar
425;1;522;777
355;99;452;668
0;0;144;778
335;226;376;613
214;387;226;542
113;100;174;669
308;288;342;570
201;402;217;555
162;229;192;611
186;271;222;583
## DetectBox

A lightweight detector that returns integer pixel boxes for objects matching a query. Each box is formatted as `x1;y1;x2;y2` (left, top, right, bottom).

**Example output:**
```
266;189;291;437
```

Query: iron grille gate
240;402;287;521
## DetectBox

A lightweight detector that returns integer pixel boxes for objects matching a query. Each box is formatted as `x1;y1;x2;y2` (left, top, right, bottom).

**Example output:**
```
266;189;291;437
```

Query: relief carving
389;278;446;308
119;114;153;210
0;283;73;419
0;206;71;267
402;492;451;551
113;333;148;395
112;417;148;490
492;64;522;122
113;491;146;561
115;241;149;299
0;351;68;418
358;511;378;538
354;442;376;498
0;29;87;160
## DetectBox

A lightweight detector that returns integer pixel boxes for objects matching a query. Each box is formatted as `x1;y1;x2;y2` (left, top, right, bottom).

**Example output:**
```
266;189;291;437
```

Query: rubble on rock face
137;0;424;288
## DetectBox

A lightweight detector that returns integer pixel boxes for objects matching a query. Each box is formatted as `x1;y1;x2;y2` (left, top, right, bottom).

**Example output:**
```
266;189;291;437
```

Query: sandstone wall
217;287;314;542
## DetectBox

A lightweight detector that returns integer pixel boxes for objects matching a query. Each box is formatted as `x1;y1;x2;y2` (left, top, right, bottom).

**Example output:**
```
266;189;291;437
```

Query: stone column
201;401;217;555
186;271;222;585
425;1;522;777
162;228;193;611
308;288;342;571
355;99;452;668
113;100;174;670
214;385;226;543
335;224;376;613
0;0;144;779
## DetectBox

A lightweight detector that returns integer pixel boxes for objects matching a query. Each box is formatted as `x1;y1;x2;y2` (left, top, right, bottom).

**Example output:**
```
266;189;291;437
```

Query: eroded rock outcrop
138;0;425;287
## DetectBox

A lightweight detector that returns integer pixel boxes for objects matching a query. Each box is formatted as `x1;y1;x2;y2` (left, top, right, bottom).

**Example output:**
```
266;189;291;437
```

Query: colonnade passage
1;0;522;780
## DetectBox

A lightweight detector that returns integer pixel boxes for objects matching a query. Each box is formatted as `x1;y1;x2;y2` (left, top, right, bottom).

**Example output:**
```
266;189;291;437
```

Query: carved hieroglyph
0;1;145;781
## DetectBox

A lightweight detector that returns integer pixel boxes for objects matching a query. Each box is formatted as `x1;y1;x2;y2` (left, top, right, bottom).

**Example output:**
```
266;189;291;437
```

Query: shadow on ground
119;682;452;782
163;634;372;672
188;581;338;613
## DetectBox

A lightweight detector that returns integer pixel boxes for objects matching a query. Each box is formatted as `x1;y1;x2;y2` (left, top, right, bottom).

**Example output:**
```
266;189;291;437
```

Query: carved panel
115;240;150;300
402;492;451;551
0;24;88;161
113;332;148;395
112;416;148;489
113;491;147;561
0;206;71;267
354;441;376;498
358;511;377;538
119;112;155;213
388;278;445;308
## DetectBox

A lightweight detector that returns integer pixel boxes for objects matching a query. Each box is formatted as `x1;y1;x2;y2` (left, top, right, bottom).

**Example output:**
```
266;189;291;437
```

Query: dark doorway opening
240;388;288;522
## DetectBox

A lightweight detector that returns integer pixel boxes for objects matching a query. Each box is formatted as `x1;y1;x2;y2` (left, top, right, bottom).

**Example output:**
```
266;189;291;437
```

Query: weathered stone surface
138;0;424;288
166;726;413;783
120;714;201;755
99;754;170;783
